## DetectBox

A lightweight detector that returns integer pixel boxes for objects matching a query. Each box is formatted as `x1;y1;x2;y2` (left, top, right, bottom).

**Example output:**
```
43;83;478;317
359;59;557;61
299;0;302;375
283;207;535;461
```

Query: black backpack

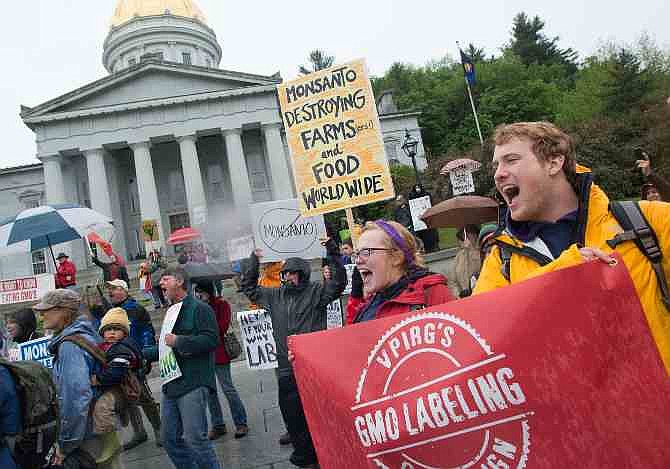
497;200;670;312
0;359;59;469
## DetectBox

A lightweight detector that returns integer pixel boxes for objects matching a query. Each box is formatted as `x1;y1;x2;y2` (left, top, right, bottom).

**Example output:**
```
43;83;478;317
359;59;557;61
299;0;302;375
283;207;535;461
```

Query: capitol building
0;0;426;278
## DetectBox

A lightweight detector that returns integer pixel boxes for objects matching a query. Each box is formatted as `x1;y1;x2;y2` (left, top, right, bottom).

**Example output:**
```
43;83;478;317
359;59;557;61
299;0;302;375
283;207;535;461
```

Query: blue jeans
208;363;248;427
161;387;221;469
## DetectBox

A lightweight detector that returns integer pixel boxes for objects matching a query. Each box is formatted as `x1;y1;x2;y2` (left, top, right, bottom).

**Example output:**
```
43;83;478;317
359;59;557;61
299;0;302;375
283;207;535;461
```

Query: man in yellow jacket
474;121;670;375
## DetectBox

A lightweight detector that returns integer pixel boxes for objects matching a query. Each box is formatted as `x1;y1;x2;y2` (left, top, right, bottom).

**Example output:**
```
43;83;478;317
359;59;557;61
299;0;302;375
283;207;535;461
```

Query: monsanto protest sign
159;302;183;384
251;198;326;262
227;235;255;261
290;257;670;468
238;309;278;370
278;59;395;216
326;299;343;329
408;196;431;232
0;274;54;306
450;167;476;195
19;336;54;369
343;263;356;295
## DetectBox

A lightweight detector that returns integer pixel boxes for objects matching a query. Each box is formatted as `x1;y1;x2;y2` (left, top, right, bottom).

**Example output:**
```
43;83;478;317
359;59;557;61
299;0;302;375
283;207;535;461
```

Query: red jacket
55;259;77;288
346;273;454;325
209;296;232;365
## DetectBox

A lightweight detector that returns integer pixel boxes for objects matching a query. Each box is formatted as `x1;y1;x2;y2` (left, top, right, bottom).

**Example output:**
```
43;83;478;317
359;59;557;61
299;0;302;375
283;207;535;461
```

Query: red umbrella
167;227;202;245
421;196;499;229
440;158;482;175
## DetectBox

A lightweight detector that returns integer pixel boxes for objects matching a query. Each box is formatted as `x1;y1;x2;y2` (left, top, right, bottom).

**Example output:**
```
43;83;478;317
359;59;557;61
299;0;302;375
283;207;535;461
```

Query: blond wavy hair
360;220;425;270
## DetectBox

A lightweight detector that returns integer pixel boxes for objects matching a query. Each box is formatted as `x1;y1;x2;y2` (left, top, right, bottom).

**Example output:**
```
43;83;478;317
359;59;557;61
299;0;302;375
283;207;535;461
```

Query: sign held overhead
278;59;395;216
251;198;326;262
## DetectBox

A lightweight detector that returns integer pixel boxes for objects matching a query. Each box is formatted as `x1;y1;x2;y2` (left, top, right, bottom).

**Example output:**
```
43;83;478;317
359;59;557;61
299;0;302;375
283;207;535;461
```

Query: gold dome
110;0;207;28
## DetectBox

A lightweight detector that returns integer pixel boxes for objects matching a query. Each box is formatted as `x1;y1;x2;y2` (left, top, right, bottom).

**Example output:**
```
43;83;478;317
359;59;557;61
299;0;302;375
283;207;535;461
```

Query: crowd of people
1;120;669;468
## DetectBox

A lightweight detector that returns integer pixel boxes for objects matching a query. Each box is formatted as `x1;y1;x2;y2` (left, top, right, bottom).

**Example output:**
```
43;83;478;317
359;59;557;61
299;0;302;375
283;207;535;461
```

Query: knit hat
99;307;130;335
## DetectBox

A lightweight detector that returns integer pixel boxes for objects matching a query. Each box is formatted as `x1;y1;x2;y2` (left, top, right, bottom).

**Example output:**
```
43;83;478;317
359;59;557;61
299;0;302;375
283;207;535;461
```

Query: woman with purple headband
347;220;455;324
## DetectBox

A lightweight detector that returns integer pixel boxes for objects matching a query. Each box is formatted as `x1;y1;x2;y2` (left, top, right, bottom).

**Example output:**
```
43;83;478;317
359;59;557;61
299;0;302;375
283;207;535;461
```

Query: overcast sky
2;0;668;168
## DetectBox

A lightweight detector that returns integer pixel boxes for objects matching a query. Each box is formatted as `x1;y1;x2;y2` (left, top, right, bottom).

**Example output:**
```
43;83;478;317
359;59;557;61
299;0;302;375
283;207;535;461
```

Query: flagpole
457;42;485;148
465;78;485;147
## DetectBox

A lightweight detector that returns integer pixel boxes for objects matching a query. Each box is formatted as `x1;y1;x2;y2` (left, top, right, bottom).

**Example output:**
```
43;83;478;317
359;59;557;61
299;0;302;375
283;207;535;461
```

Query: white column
263;123;294;199
177;135;208;226
40;155;66;205
223;128;254;221
130;142;164;250
83;148;113;217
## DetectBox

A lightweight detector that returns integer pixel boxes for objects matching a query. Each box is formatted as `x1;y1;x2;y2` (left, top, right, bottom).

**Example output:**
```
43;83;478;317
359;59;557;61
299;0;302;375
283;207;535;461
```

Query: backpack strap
608;200;670;311
59;334;107;366
496;242;553;282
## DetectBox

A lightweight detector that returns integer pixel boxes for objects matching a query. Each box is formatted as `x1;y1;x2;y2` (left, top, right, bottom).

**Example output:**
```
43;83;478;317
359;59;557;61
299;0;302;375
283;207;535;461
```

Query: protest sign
142;219;160;242
343;263;356;295
450;167;475;195
19;336;53;369
290;256;670;468
408;196;432;232
0;274;54;306
238;309;278;370
159;302;183;384
278;59;395;216
251;198;326;262
227;235;255;261
327;299;343;329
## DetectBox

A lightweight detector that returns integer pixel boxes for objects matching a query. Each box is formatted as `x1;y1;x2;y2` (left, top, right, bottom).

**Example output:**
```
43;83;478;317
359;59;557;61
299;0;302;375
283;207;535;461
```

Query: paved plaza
120;362;294;468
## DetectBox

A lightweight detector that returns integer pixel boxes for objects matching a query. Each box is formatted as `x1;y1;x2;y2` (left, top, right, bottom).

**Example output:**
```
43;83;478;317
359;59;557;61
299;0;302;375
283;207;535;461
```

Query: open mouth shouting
500;184;520;210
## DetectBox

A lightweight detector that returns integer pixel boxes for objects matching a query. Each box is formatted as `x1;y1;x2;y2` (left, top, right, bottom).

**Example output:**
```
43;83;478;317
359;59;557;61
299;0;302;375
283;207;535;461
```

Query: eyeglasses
352;248;395;263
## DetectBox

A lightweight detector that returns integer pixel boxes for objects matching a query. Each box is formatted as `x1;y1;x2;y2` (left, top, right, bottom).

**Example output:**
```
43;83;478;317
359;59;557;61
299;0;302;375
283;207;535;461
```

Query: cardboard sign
159;302;183;384
450;167;475;196
290;257;670;468
0;274;54;305
19;336;54;369
409;196;432;232
251;199;326;262
237;309;278;370
343;264;356;295
227;235;255;261
327;299;343;329
278;59;395;216
142;219;160;242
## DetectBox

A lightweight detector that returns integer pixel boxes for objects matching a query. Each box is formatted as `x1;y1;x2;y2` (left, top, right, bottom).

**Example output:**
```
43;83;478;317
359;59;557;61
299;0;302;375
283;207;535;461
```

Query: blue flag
460;49;476;86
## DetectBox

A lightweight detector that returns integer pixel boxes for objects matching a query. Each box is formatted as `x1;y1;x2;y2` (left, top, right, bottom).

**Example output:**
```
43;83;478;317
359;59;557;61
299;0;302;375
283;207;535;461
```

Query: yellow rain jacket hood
475;165;670;374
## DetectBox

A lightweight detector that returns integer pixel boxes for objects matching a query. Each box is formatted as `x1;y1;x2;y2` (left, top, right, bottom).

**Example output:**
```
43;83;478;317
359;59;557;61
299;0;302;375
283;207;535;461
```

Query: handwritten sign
19;337;53;368
142;219;160;242
159;302;183;384
237;309;278;370
227;235;255;261
450;167;475;196
327;299;343;329
278;59;395;216
251;199;326;262
343;264;356;295
409;196;432;232
0;274;54;306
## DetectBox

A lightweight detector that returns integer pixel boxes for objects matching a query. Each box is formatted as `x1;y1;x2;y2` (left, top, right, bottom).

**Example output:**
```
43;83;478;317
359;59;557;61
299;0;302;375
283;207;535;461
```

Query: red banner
290;256;670;468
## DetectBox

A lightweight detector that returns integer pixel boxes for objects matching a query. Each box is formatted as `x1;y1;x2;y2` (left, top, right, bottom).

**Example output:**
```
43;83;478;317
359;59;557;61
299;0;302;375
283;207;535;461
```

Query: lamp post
401;129;422;188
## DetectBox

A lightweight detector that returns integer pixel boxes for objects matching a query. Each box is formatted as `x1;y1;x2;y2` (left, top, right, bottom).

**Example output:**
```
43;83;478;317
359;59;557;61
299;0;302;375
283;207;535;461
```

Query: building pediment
21;60;281;125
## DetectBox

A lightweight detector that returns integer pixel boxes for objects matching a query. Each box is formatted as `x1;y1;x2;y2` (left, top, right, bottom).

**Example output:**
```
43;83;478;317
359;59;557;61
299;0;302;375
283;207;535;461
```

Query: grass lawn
438;228;458;250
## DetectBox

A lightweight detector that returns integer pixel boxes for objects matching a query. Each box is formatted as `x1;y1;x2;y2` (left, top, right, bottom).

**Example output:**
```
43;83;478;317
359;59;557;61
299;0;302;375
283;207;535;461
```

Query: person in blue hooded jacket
35;289;123;469
0;363;21;469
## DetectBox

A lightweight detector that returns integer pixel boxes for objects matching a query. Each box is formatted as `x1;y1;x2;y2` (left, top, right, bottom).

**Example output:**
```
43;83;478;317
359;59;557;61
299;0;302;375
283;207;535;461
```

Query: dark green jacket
163;294;220;398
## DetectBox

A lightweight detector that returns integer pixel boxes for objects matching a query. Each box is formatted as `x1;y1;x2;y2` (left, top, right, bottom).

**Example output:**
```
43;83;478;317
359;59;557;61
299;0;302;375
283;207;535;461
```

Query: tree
299;49;335;75
507;13;578;76
463;43;487;62
601;48;649;116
